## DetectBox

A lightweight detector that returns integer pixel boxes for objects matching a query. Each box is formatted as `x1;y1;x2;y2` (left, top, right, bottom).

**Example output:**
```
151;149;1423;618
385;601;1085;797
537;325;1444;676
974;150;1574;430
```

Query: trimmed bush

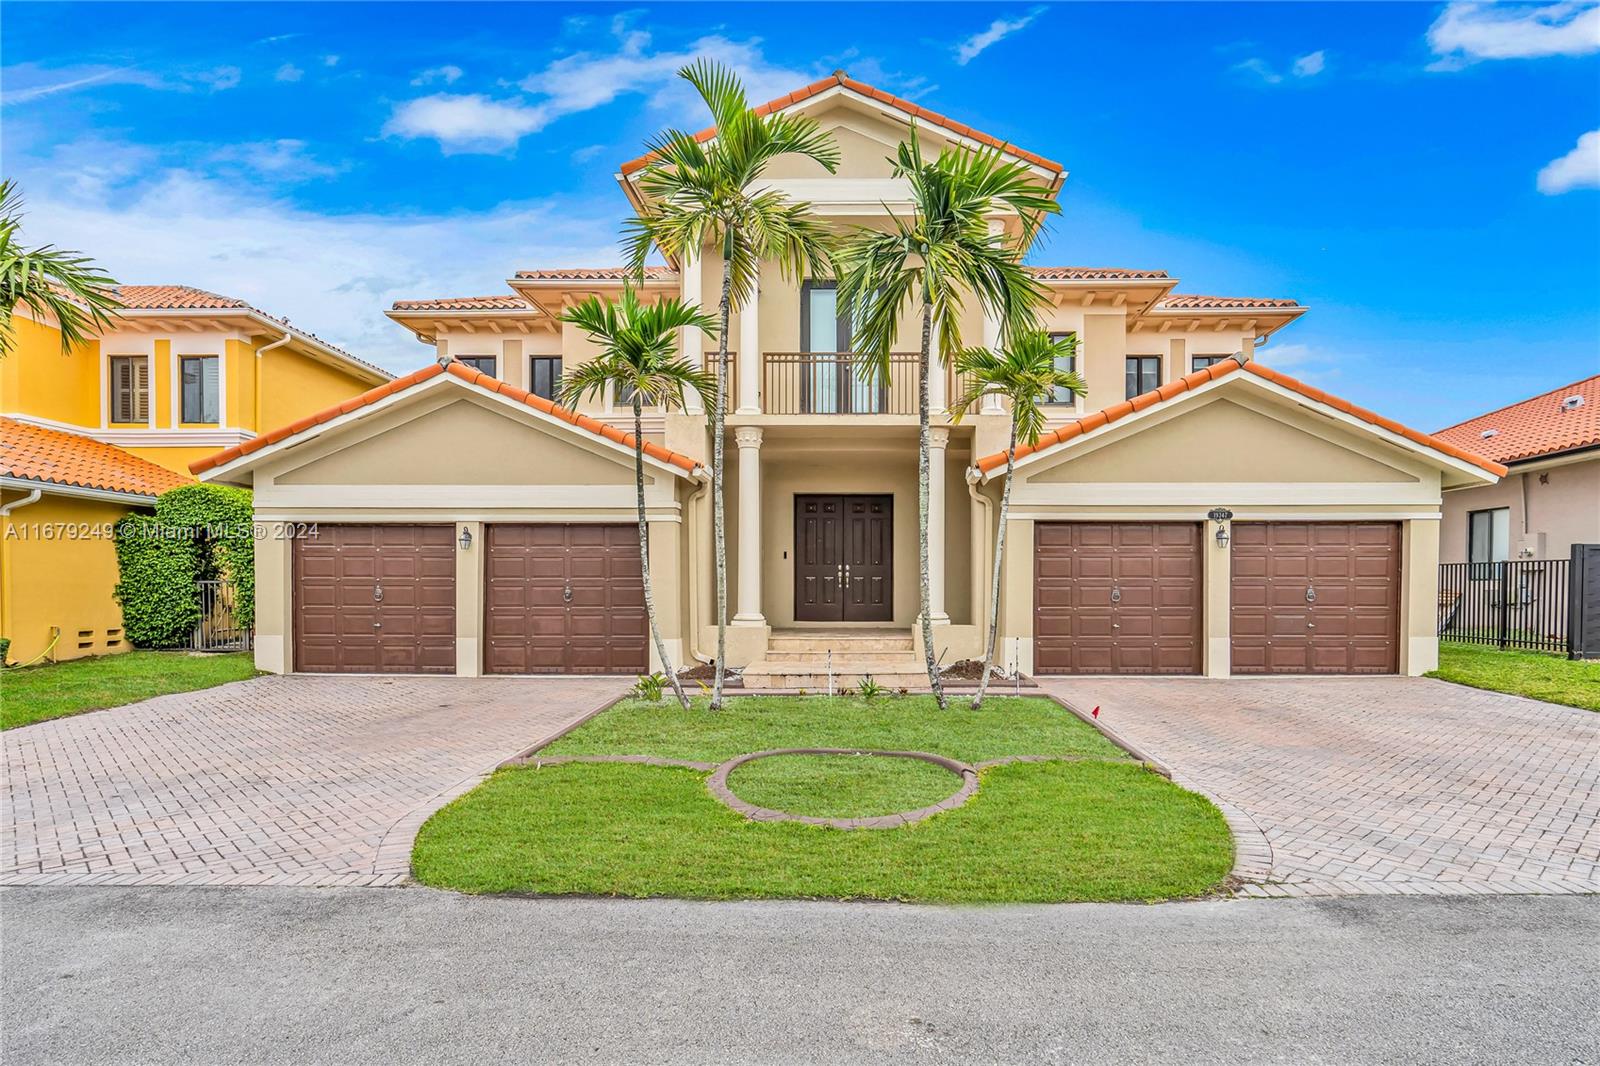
113;484;255;648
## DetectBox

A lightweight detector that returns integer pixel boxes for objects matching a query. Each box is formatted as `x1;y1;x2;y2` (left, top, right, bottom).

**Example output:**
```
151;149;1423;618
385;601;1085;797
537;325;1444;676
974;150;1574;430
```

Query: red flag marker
1091;706;1100;719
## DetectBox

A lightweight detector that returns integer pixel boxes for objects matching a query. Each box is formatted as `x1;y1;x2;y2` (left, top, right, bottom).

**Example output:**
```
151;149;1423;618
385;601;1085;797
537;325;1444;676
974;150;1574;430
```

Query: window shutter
134;359;149;423
201;356;219;422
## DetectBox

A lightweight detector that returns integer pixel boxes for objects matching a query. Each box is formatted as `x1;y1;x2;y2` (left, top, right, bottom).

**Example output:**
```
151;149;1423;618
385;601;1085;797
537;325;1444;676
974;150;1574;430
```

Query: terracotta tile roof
1030;267;1171;281
0;418;192;498
390;295;534;311
1432;374;1600;465
111;285;251;310
620;71;1062;177
513;267;679;281
1155;294;1302;310
974;358;1507;478
191;361;701;477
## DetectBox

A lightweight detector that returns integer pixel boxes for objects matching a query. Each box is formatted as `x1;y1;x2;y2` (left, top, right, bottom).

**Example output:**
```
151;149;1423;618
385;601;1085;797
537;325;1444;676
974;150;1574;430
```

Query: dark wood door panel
483;524;646;675
1034;522;1201;675
794;495;893;622
1230;521;1399;675
293;524;456;674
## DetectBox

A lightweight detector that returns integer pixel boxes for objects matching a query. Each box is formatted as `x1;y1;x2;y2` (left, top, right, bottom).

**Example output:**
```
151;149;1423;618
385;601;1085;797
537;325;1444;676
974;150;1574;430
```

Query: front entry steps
742;628;927;691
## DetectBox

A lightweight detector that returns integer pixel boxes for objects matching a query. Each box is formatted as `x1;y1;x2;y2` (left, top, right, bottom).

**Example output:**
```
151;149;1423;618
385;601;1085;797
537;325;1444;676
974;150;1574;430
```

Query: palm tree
950;331;1085;709
623;58;840;711
0;180;121;356
836;129;1059;709
561;285;719;711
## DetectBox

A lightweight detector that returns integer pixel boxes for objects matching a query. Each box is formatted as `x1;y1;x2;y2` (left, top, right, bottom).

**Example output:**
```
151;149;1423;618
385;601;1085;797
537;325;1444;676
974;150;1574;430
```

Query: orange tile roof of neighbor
1029;267;1171;280
0;418;192;498
1155;295;1303;310
973;358;1508;478
513;267;679;281
1432;374;1600;465
619;71;1063;177
191;361;702;477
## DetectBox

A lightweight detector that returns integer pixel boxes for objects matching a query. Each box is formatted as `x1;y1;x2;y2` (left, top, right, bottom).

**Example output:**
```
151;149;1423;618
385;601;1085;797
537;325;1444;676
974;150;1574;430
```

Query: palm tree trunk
972;413;1017;710
710;242;734;712
635;396;689;709
917;300;947;710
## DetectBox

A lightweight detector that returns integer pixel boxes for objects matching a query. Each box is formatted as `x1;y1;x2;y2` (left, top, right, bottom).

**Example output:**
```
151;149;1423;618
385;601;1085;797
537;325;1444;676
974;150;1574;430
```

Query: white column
681;251;704;414
733;426;765;624
736;280;761;414
981;217;1005;414
927;426;950;624
928;326;947;418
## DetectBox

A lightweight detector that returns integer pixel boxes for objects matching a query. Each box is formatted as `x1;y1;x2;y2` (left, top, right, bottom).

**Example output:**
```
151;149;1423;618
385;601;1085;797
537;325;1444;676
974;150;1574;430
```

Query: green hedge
113;484;255;648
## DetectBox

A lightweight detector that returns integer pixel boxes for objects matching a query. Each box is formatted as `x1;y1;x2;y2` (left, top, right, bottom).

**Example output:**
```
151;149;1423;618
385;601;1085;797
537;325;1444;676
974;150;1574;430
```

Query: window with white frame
1045;331;1079;405
180;355;220;423
109;356;149;423
1468;507;1510;579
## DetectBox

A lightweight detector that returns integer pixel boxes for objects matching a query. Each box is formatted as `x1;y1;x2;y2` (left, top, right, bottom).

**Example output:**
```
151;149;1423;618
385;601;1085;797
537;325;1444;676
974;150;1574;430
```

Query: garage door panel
293;525;456;674
1034;522;1201;675
484;524;647;675
1231;522;1399;675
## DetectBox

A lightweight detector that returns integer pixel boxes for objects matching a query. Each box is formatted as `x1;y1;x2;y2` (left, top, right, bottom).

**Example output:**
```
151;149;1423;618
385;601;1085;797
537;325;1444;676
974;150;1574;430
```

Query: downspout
253;334;293;432
0;488;44;663
965;466;992;636
685;468;713;664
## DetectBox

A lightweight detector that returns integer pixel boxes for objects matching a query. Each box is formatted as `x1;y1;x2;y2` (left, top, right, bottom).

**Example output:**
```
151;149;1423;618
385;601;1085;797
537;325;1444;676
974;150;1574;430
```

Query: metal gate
1438;557;1570;655
1570;544;1600;660
190;579;253;653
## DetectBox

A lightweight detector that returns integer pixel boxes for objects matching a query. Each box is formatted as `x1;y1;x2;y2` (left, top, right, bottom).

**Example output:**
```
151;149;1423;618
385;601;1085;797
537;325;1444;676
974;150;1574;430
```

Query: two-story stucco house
0;287;390;664
193;73;1505;683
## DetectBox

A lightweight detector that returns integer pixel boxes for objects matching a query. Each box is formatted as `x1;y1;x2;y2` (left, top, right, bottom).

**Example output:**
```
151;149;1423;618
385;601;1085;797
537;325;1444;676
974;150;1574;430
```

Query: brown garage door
293;524;456;674
1034;522;1202;675
1231;522;1400;674
484;524;647;675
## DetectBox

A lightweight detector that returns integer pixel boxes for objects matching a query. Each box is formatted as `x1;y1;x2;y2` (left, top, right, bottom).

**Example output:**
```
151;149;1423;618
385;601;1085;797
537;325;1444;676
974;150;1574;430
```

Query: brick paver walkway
1041;676;1600;898
1;675;622;887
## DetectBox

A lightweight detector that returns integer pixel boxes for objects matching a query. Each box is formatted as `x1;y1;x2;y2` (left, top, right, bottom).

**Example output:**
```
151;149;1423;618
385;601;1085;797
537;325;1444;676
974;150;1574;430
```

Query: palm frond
0;180;121;356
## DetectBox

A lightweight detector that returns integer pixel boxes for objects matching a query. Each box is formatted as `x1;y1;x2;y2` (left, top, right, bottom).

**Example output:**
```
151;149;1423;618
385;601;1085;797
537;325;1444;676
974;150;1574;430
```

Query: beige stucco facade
1439;451;1599;564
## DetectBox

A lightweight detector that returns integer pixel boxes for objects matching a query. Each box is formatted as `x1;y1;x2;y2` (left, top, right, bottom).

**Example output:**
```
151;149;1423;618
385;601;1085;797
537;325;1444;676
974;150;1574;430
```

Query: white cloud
1232;50;1329;85
191;66;242;92
387;23;816;153
10;146;628;372
207;139;342;181
411;64;464;86
953;8;1046;66
1292;50;1326;77
383;93;548;153
274;62;304;83
1428;1;1600;69
1537;129;1600;194
322;55;340;67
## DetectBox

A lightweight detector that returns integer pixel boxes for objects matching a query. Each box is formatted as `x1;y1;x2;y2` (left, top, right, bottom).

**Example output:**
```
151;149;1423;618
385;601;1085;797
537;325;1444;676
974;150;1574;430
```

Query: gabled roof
112;285;250;310
619;71;1062;177
1030;267;1170;281
1433;374;1600;465
0;417;191;500
973;357;1507;479
1154;294;1302;311
190;361;702;478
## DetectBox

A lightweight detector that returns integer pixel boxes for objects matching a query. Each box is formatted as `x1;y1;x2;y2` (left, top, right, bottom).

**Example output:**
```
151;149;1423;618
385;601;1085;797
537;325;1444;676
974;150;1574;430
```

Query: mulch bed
941;659;1007;682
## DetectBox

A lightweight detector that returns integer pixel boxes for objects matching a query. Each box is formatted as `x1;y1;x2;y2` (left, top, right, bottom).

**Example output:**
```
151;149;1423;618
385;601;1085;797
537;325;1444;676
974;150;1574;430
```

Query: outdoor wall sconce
1207;507;1234;549
458;527;473;551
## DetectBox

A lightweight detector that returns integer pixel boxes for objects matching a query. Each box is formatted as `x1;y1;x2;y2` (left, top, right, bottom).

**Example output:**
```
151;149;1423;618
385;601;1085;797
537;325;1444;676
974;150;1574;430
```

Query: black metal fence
1438;558;1570;654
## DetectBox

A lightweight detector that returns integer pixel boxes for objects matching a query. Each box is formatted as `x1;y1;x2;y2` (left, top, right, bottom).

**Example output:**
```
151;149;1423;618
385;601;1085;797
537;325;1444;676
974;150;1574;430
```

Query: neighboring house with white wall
1434;374;1600;566
191;72;1506;683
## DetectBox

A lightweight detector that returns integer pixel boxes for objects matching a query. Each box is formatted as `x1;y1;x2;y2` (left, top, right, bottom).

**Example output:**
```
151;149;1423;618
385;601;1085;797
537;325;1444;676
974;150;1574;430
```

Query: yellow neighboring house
0;286;391;665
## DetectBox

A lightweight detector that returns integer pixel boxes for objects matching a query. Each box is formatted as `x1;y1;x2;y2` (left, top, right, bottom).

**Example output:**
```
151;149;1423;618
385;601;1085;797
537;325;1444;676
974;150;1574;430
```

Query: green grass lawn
1428;643;1600;712
1;650;258;730
413;696;1235;904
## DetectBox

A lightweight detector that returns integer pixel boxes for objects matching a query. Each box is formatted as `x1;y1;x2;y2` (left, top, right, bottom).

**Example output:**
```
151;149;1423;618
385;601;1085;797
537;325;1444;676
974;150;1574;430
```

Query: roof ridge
1432;372;1600;435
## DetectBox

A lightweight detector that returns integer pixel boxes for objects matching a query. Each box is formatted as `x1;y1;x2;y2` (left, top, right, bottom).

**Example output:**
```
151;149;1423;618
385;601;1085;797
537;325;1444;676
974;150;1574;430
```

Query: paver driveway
2;675;623;887
1041;676;1600;898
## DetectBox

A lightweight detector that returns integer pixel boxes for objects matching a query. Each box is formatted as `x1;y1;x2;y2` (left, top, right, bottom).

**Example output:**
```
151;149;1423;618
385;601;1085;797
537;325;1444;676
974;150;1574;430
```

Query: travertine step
765;630;914;654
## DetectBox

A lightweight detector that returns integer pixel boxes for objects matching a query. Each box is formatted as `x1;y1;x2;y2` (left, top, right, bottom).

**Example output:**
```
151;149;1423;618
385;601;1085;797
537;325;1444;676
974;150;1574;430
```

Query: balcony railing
762;352;923;415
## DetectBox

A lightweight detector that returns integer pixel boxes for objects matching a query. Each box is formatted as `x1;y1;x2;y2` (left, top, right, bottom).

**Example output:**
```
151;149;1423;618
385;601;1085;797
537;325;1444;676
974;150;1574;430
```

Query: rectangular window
180;355;220;424
1192;354;1230;372
1046;331;1079;405
1126;355;1161;399
109;356;149;423
454;355;496;375
530;356;562;402
1468;507;1510;579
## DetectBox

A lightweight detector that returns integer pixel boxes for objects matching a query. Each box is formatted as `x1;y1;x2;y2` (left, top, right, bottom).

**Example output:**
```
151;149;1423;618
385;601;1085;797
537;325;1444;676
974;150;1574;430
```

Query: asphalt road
2;888;1596;1065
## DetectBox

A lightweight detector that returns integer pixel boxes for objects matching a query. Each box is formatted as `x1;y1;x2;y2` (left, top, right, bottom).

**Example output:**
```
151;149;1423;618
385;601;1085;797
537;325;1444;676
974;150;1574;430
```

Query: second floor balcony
757;352;973;418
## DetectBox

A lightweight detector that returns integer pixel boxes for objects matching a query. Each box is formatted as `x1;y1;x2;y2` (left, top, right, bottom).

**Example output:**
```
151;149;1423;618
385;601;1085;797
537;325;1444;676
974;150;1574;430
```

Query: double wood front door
794;495;893;622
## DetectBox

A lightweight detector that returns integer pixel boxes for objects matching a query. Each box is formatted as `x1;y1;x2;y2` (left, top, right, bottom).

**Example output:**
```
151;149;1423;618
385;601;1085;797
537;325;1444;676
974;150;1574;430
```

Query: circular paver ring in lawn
706;748;979;830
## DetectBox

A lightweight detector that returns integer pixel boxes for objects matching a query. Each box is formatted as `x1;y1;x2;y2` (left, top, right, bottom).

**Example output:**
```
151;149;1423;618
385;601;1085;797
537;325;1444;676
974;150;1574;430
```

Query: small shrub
855;675;883;700
635;672;668;701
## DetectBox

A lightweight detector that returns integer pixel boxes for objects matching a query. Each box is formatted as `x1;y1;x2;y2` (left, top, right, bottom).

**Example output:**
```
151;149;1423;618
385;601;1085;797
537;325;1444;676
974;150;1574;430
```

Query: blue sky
4;1;1597;428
